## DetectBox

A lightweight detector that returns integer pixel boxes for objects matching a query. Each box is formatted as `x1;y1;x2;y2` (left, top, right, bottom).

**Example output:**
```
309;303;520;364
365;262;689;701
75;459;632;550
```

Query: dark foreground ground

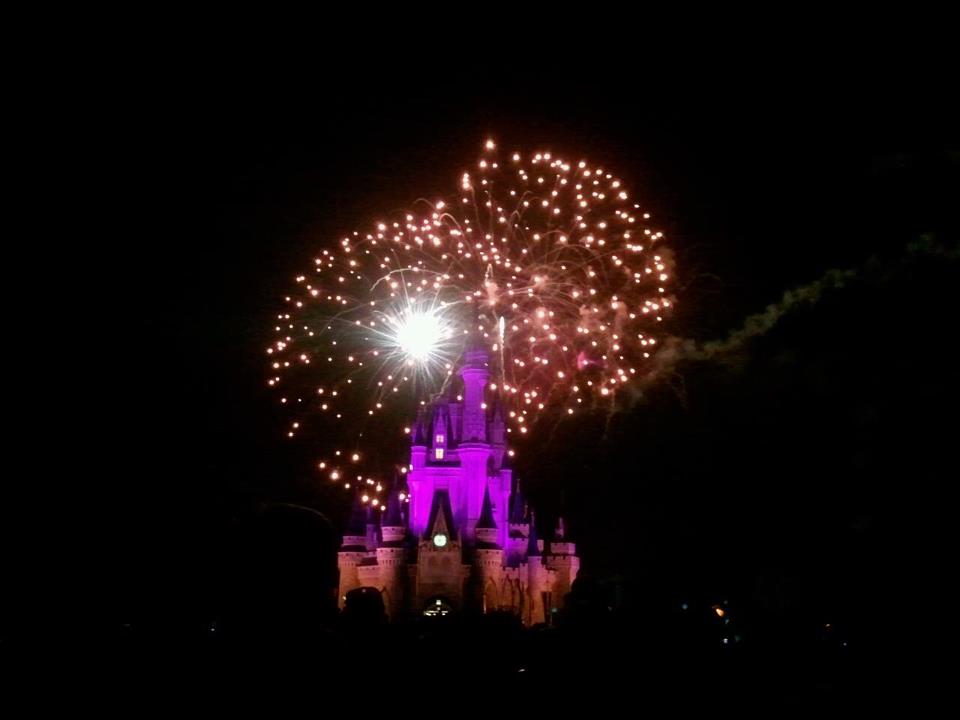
5;578;907;711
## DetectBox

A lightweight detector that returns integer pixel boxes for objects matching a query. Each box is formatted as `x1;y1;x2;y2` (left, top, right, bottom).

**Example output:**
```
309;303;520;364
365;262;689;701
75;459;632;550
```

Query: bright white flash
366;281;462;388
394;308;446;361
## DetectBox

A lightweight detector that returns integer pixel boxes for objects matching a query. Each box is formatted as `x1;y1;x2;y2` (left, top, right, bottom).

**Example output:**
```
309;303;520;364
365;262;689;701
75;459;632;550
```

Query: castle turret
475;485;499;546
376;490;407;619
546;514;579;613
411;406;428;469
507;482;530;566
510;483;528;525
364;505;379;552
495;452;513;548
549;515;577;556
523;513;548;625
474;485;503;612
337;497;369;608
380;489;406;544
430;402;452;461
526;512;542;558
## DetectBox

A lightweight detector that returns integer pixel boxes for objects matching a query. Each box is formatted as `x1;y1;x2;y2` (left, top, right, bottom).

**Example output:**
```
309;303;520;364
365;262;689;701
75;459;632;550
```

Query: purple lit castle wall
337;345;580;625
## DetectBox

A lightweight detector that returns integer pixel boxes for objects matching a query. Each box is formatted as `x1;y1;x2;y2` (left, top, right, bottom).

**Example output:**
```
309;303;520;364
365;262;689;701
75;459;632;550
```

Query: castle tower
523;513;549;625
337;497;370;608
547;516;579;615
411;406;428;470
506;484;530;567
474;485;504;612
373;490;407;618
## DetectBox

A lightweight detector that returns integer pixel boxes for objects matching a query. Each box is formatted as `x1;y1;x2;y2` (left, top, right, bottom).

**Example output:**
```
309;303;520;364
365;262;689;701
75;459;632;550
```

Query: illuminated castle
337;343;579;624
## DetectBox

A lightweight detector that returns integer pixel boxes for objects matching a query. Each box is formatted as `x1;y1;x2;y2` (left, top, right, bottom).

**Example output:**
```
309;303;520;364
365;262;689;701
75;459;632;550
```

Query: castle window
435;448;444;460
435;434;445;445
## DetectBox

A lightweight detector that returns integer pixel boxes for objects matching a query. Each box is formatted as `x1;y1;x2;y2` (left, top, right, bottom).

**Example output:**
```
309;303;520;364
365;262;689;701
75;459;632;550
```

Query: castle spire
476;485;497;529
424;489;457;541
413;405;429;446
555;516;566;540
347;494;367;535
510;483;527;524
526;512;541;557
382;488;404;528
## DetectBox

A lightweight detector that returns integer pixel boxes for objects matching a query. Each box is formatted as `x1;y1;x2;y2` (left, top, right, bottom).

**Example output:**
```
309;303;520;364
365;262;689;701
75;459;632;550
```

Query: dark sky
55;38;957;638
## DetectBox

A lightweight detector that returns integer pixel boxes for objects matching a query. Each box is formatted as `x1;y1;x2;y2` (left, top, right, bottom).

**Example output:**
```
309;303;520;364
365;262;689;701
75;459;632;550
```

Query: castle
337;343;579;625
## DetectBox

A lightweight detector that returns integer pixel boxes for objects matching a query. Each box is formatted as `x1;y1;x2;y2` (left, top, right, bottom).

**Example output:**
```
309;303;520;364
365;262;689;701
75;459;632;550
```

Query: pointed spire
555;516;566;540
476;485;497;529
347;495;367;535
382;488;404;527
424;489;457;541
510;483;527;524
429;402;456;450
413;405;429;445
526;512;541;557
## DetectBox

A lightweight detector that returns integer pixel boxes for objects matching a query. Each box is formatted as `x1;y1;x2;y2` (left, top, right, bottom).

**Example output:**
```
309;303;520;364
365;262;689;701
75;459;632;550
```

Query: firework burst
267;139;674;496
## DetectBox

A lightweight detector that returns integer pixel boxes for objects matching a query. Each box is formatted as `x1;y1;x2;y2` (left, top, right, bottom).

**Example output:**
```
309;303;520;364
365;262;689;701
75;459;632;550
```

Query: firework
267;139;674;494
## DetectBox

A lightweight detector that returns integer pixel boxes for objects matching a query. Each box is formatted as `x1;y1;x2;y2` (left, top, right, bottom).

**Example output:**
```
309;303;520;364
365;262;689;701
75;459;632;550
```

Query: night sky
38;37;957;685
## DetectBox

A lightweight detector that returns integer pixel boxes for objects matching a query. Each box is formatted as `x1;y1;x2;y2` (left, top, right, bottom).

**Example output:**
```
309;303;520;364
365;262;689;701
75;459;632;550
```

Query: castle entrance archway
422;596;454;617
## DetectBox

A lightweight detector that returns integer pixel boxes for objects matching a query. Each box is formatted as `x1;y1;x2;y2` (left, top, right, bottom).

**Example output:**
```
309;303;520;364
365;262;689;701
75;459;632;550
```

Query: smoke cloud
647;234;958;381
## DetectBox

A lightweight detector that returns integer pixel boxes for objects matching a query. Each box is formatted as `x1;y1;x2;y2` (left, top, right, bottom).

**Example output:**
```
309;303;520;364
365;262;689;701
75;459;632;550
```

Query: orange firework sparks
267;139;675;493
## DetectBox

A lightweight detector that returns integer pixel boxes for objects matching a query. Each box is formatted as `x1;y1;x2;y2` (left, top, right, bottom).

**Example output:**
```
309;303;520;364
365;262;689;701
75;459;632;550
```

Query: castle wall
336;550;365;608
